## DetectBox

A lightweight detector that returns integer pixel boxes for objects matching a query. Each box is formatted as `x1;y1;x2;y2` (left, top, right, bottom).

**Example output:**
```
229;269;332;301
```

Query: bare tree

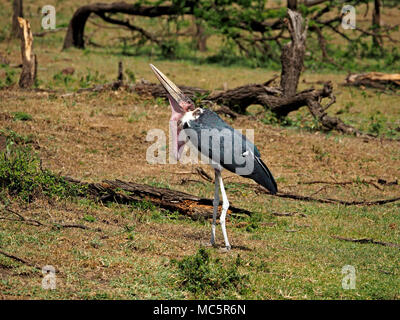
62;2;191;49
287;0;298;10
192;17;208;52
280;10;307;97
372;0;382;48
11;0;23;39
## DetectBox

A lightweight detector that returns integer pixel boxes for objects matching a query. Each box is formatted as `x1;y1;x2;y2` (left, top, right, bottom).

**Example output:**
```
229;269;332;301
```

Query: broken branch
331;235;400;249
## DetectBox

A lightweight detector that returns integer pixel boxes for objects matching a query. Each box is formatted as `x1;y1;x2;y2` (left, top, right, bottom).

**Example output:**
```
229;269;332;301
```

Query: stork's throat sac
169;108;203;161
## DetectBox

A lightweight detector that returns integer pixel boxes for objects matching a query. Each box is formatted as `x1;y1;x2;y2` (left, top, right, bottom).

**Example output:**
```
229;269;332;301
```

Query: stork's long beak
150;64;193;161
150;64;184;107
149;64;194;116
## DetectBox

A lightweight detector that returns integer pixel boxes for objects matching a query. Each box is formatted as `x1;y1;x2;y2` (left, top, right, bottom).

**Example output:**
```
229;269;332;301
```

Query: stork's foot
202;241;217;248
219;245;231;253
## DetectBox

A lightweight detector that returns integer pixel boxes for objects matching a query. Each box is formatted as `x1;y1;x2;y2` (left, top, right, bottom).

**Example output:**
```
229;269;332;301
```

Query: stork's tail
252;156;278;194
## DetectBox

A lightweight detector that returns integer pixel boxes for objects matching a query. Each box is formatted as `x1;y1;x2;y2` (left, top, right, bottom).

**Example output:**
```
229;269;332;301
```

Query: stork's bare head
150;64;195;160
149;64;195;121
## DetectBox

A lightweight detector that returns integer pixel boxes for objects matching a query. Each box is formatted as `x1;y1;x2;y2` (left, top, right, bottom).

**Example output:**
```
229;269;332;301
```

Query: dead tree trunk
305;88;362;136
372;0;382;48
287;0;298;10
18;17;36;89
280;10;307;97
11;0;23;39
63;1;190;49
192;17;208;52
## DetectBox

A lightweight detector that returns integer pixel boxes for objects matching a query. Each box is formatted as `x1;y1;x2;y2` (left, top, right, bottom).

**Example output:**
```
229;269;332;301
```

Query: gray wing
186;109;277;194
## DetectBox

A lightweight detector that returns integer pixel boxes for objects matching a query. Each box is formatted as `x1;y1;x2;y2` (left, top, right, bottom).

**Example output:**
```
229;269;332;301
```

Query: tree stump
18;17;36;89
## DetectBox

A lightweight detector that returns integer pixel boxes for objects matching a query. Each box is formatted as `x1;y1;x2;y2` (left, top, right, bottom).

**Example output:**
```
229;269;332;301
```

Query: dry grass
0;88;398;199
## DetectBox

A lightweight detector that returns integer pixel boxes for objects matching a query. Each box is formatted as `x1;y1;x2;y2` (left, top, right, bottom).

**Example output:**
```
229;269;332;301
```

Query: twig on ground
254;187;400;206
1;207;96;231
0;249;41;270
331;235;400;248
195;167;213;182
180;178;206;186
272;212;307;217
301;178;399;190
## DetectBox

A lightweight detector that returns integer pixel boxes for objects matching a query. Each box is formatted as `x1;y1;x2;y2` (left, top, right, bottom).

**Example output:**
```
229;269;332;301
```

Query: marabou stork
150;64;277;251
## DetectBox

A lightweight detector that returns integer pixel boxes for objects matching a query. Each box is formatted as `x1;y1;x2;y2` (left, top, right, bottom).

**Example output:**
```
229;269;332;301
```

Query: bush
174;248;248;297
12;112;32;121
0;133;85;202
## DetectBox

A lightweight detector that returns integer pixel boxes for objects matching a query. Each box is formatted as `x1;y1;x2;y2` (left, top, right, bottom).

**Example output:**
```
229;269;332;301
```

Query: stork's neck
180;107;204;127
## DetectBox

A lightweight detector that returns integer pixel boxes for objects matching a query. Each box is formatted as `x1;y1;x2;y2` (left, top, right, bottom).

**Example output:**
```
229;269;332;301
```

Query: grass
0;0;399;300
0;130;398;299
174;248;249;298
12;112;32;122
0;132;86;202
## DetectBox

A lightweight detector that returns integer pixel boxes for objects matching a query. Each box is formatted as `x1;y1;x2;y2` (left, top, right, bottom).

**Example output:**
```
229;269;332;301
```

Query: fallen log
65;178;253;220
132;79;371;137
62;176;400;223
346;72;400;90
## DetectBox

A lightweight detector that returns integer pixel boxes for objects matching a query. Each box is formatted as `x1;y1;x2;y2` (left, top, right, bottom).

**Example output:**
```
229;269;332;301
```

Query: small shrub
127;111;147;123
368;111;387;136
53;71;74;88
0;65;16;88
174;248;248;297
13;112;32;121
125;69;136;83
312;145;330;162
0;134;86;202
261;110;280;125
83;214;96;223
79;69;105;88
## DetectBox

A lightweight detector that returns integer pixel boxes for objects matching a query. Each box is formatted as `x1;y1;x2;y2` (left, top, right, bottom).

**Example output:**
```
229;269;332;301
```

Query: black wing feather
253;156;278;194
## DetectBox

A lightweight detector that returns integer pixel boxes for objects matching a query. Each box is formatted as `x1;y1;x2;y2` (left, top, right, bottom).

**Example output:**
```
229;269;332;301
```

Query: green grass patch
0;132;86;202
12;112;32;121
174;248;248;298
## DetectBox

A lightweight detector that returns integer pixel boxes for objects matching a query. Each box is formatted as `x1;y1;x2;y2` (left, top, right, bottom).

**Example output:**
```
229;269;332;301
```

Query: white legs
210;170;220;246
217;171;231;250
210;169;231;250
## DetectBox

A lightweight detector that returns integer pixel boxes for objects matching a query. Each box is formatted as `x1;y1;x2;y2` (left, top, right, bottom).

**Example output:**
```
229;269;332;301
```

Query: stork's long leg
210;169;220;246
217;172;231;250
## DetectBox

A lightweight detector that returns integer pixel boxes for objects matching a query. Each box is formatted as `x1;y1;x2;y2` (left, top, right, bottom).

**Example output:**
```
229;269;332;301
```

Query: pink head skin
149;64;195;160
